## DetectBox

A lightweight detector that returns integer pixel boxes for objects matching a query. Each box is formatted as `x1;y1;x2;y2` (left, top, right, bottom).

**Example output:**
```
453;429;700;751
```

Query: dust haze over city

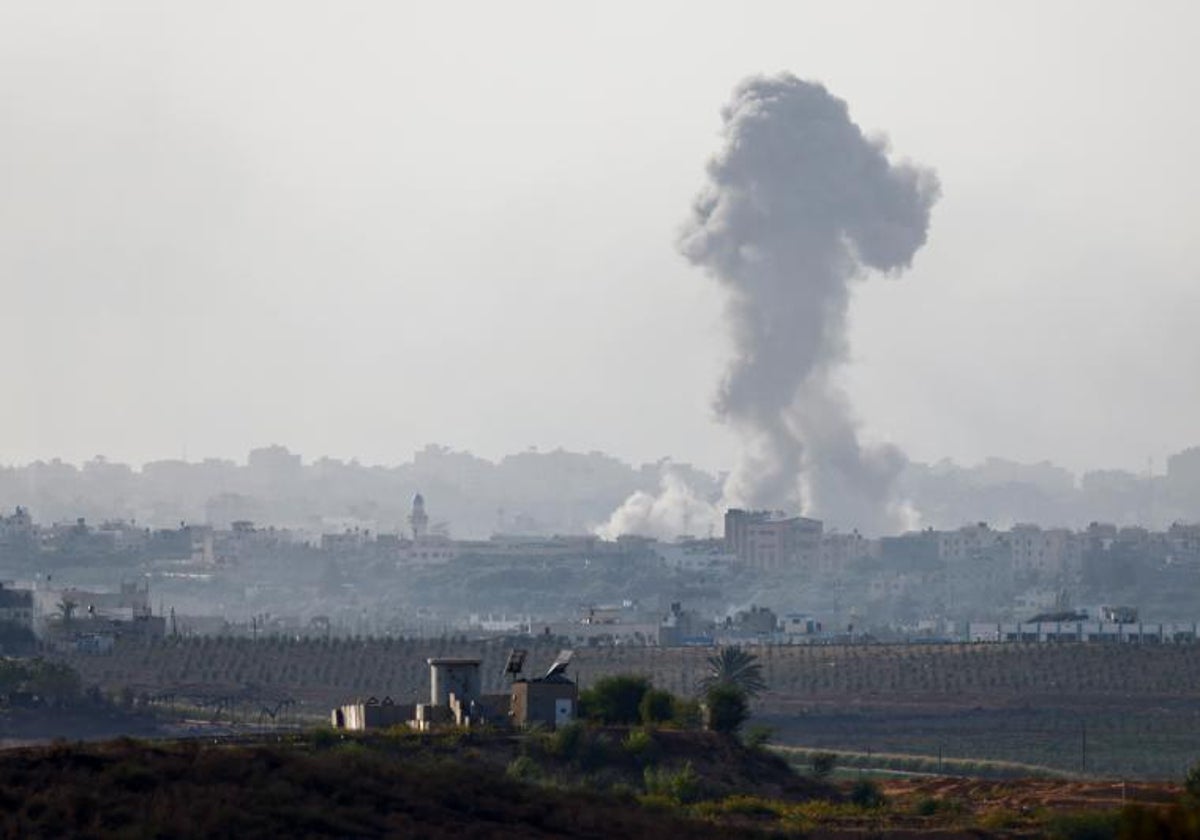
3;3;1200;832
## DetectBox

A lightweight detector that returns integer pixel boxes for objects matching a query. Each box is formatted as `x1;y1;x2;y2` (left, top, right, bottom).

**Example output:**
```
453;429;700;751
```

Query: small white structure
331;696;413;731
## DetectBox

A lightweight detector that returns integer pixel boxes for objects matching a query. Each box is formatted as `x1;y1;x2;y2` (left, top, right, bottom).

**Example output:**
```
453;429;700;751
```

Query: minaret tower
409;493;429;541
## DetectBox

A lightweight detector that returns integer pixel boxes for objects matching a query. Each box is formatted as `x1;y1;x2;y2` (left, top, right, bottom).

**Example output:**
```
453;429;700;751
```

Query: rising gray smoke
681;73;939;533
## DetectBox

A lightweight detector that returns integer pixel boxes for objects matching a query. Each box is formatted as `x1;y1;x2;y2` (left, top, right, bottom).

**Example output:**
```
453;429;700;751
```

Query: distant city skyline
2;441;1198;540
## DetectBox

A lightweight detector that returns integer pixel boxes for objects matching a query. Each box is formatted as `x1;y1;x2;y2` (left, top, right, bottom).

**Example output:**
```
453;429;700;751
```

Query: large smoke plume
602;73;938;538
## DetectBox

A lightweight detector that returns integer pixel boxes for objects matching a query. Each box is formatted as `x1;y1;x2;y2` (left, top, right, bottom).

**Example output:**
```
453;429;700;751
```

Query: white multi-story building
1008;524;1081;578
0;582;34;630
653;540;737;571
937;522;1007;563
818;532;877;576
724;509;822;572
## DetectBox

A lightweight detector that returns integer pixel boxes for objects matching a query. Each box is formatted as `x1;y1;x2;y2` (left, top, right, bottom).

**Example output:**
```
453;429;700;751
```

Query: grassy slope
0;734;756;839
0;730;1191;839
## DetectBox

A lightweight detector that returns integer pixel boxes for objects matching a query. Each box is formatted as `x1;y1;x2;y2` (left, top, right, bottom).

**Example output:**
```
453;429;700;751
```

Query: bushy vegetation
1044;810;1120;840
579;674;650;724
638;687;675;724
703;684;749;734
643;761;701;804
0;657;83;707
580;674;700;729
848;778;887;809
622;728;660;765
809;751;837;779
742;724;774;750
0;733;751;839
1185;759;1200;801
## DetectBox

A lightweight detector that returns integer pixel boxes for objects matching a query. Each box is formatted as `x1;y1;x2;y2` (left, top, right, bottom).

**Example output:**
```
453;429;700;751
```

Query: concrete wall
331;701;415;730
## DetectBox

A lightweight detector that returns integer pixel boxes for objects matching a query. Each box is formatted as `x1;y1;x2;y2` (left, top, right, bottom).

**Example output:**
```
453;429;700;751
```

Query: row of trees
578;647;765;734
0;658;84;708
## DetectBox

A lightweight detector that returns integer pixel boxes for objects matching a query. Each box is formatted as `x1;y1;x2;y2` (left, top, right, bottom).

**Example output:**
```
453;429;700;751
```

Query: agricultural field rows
50;638;1200;777
54;637;1200;712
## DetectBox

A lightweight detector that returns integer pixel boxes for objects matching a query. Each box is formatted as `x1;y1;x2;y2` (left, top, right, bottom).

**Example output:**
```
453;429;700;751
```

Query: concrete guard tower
426;657;482;707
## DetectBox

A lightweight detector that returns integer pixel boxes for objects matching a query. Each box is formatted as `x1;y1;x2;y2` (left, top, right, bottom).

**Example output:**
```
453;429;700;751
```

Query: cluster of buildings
717;513;1200;614
330;651;577;732
0;577;165;654
0;500;646;570
5;494;1200;643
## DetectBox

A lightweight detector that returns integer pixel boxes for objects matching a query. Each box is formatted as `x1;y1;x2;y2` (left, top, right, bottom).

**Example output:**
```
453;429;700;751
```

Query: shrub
548;722;586;760
546;722;611;771
310;728;340;750
1045;811;1118;840
638;688;674;725
979;808;1021;830
622;728;659;765
505;755;541;782
579;675;649;725
608;781;636;799
915;796;940;816
810;751;838;779
643;762;701;804
636;792;678;812
671;697;703;729
1185;761;1200;800
706;794;780;819
703;684;749;734
743;724;773;750
849;779;886;809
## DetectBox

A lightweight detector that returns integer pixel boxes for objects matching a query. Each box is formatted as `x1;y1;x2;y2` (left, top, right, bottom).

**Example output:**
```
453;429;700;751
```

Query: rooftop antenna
544;649;574;680
503;648;527;682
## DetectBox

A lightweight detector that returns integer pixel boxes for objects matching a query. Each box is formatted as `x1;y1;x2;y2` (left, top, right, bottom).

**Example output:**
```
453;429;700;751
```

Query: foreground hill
0;729;1194;838
0;731;766;839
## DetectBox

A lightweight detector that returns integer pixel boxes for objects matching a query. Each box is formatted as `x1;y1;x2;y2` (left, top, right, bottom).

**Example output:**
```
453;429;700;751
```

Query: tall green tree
57;598;78;625
696;647;767;698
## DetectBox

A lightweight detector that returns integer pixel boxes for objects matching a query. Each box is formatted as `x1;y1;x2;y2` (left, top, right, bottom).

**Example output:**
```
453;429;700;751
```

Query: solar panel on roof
504;648;527;678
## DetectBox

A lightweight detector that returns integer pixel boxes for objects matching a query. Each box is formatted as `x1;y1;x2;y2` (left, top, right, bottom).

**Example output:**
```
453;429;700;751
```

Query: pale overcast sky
2;2;1197;475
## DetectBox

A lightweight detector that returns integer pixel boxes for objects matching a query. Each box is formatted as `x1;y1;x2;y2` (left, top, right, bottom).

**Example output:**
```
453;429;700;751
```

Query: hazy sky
2;2;1197;476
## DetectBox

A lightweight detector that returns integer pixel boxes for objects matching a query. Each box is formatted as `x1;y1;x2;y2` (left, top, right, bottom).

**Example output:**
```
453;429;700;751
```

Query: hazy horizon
0;440;1192;481
4;2;1199;483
